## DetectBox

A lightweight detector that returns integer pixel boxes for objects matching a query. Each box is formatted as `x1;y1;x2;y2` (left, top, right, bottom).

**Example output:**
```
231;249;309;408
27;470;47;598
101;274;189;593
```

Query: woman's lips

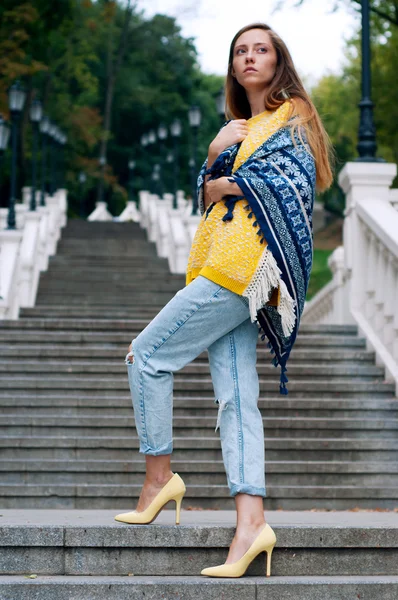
244;68;257;73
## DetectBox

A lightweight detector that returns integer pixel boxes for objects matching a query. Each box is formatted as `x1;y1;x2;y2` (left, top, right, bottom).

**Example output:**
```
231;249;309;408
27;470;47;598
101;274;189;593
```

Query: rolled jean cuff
139;441;173;456
230;484;266;498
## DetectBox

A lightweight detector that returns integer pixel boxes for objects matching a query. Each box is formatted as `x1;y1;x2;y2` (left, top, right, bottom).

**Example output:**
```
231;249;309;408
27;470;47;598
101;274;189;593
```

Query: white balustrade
0;188;67;319
303;161;398;393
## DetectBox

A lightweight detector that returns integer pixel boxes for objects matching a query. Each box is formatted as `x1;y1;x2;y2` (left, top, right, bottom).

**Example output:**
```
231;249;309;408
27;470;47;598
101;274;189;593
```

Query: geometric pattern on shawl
196;122;316;394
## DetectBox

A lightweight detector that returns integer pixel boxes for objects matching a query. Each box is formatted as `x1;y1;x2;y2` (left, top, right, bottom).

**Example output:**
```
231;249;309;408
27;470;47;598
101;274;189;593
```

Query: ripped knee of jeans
214;397;229;432
125;338;136;366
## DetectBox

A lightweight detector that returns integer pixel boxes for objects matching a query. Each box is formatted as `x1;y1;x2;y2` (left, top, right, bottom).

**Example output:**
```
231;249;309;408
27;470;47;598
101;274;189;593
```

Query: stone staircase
1;219;398;597
0;220;398;511
1;509;398;599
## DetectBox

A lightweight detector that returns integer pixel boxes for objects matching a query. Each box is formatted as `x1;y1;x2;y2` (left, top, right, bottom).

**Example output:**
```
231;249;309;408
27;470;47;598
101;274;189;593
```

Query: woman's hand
210;119;248;156
205;176;244;205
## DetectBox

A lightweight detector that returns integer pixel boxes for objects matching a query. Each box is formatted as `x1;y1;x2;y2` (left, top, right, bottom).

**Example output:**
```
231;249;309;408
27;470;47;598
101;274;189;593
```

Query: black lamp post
128;159;136;203
356;0;383;162
0;116;11;173
216;88;226;126
39;115;50;207
48;121;58;196
188;105;201;215
166;151;173;195
7;80;26;230
78;171;87;218
170;118;182;209
98;155;106;203
53;126;64;192
59;131;67;189
29;98;43;211
157;123;167;198
147;130;157;194
140;133;149;190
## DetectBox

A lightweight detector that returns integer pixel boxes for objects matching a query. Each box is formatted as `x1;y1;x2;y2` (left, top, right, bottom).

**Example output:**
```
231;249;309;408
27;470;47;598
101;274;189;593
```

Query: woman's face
232;29;277;90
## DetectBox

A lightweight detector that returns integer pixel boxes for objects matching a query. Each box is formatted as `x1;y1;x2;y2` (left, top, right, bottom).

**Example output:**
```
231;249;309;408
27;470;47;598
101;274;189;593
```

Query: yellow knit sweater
186;101;292;306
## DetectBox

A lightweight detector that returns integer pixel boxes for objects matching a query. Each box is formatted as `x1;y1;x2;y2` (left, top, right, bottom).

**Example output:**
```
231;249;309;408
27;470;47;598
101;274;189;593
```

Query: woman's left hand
205;177;243;204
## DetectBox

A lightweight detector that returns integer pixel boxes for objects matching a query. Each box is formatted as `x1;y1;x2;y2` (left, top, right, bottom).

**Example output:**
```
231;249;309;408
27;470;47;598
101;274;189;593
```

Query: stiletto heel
201;522;277;578
174;491;184;525
114;472;186;525
265;543;275;577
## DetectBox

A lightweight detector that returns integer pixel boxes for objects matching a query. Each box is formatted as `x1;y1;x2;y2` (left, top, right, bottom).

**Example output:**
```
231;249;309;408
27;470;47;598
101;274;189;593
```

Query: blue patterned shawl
197;121;316;394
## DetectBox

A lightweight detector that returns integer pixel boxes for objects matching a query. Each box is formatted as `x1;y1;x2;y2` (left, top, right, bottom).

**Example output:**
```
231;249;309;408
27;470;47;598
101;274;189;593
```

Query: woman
115;22;334;579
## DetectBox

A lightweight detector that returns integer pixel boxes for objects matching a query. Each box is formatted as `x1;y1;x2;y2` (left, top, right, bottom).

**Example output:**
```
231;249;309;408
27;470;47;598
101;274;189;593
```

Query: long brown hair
225;23;334;193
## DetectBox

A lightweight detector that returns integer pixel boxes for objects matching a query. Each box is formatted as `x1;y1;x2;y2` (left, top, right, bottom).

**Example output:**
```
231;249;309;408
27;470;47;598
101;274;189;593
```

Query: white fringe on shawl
242;247;297;338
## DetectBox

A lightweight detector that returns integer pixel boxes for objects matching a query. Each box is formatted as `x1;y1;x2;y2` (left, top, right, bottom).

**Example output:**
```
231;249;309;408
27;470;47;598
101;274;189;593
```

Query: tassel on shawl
242;247;297;339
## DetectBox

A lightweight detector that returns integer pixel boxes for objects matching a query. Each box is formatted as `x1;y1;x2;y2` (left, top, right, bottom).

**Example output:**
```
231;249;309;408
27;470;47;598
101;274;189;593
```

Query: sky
137;0;359;88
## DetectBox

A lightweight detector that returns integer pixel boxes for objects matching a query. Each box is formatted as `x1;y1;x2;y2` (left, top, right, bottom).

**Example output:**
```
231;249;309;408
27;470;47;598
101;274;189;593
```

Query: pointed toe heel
201;522;277;578
114;472;186;525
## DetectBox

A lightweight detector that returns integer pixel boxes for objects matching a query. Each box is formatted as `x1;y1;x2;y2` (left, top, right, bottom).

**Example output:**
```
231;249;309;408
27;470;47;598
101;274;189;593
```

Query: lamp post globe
7;80;26;229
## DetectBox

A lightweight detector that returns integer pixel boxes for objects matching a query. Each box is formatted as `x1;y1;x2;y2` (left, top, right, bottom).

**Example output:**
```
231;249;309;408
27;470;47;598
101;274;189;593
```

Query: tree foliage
0;0;223;216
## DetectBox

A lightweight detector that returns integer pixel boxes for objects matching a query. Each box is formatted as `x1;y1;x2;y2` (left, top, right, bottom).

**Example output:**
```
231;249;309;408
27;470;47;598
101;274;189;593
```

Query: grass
306;248;334;301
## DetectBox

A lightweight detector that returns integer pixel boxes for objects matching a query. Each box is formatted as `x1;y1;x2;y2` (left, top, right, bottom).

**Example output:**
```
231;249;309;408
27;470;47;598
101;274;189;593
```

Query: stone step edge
1;575;398;591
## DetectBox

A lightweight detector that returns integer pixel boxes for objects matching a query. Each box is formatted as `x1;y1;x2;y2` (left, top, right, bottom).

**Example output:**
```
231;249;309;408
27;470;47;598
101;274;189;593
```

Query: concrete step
1;458;396;475
2;467;398;487
1;415;397;439
0;344;377;363
0;319;359;334
2;574;398;600
1;480;398;510
0;330;368;346
0;510;398;577
0;361;385;379
0;376;393;396
1;403;397;420
1;393;396;412
1;434;397;457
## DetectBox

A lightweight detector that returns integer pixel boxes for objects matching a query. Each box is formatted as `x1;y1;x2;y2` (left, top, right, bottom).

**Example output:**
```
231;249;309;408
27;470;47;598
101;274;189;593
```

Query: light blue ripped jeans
125;275;266;498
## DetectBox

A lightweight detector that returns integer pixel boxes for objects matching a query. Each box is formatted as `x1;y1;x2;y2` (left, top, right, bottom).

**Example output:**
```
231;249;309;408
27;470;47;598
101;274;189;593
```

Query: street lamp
140;133;150;190
29;98;43;211
355;0;383;162
7;80;26;230
0;116;11;171
170;118;182;209
157;123;167;197
78;171;87;218
48;121;58;196
216;88;226;125
39;115;50;207
128;158;136;203
58;131;67;189
188;105;201;215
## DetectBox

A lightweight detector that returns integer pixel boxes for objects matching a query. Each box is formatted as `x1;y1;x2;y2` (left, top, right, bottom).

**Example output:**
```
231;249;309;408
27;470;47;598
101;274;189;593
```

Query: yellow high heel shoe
201;522;276;578
114;472;186;525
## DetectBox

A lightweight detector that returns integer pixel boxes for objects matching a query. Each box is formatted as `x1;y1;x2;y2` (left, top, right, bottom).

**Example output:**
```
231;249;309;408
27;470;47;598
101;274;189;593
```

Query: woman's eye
258;47;267;52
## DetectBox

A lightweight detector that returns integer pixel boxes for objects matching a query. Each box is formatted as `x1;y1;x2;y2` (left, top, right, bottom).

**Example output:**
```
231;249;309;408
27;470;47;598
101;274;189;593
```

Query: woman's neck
246;88;268;118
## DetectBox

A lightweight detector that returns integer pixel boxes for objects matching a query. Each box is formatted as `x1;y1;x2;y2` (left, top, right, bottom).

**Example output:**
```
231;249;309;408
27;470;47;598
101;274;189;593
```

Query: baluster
364;228;376;321
383;252;395;353
374;244;388;333
371;238;383;331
